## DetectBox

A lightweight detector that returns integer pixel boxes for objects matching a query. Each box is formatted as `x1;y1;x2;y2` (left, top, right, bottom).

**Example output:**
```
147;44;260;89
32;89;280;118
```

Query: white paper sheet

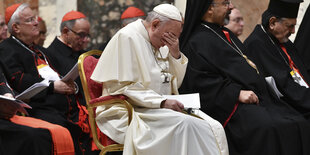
16;79;50;100
163;93;201;109
61;63;79;82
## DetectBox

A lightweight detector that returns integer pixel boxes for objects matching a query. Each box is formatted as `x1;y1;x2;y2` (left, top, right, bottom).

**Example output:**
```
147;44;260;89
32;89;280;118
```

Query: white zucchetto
153;4;182;22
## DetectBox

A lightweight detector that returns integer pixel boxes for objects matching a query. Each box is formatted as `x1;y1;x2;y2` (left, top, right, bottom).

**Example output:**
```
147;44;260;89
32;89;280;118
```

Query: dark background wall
78;0;172;49
1;0;307;47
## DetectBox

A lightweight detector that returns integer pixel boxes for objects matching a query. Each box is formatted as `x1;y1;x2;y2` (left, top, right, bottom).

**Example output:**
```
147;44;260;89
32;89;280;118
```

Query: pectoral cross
243;55;259;74
162;72;170;83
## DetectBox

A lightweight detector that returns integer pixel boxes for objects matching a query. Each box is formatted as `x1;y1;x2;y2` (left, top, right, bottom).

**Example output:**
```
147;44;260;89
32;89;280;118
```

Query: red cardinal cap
121;6;145;19
62;10;86;22
5;3;22;25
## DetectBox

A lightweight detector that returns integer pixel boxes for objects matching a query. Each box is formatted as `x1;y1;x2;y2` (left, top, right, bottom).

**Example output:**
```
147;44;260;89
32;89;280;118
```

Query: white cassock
91;19;228;155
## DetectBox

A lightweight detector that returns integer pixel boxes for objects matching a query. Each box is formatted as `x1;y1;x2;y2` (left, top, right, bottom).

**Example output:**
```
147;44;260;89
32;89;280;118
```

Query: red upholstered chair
78;50;133;155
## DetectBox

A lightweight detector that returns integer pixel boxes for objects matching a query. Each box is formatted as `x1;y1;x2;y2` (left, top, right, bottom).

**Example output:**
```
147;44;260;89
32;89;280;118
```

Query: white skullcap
153;4;182;22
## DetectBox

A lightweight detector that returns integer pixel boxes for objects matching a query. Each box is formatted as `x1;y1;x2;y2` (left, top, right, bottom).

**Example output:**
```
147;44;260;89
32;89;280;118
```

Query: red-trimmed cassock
0;36;90;154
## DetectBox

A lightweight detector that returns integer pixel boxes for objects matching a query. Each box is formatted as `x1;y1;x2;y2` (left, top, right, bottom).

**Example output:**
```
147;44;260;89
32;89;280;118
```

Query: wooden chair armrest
89;95;127;107
88;94;133;125
87;95;133;154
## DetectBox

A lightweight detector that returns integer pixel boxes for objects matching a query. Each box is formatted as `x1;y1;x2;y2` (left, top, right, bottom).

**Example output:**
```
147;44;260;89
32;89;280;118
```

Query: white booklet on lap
61;63;79;82
0;95;32;115
265;76;283;98
16;79;50;100
163;93;201;109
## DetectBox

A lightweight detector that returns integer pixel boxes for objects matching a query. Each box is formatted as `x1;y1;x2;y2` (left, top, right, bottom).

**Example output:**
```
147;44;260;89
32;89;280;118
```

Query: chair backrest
78;50;103;105
83;56;102;99
78;50;122;153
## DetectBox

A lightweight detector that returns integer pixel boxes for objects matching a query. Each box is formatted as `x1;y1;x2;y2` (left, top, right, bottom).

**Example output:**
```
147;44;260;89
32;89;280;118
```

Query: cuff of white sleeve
169;52;187;64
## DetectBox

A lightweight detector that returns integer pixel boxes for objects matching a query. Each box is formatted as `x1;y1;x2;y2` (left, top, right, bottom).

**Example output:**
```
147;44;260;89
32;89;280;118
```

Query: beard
224;10;231;25
224;18;229;25
281;38;289;43
225;10;231;19
282;33;291;43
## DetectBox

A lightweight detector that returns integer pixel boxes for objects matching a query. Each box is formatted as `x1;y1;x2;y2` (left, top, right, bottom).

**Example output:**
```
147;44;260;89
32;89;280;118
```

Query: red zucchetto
121;6;145;19
5;3;21;24
62;10;86;22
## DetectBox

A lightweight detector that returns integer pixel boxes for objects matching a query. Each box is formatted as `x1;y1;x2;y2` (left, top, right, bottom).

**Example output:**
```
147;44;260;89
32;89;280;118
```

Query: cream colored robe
91;19;228;155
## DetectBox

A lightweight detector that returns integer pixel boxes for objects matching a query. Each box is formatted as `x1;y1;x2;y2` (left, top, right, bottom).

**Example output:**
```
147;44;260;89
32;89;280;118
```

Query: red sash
10;115;75;155
280;45;300;75
280;45;308;86
222;30;240;127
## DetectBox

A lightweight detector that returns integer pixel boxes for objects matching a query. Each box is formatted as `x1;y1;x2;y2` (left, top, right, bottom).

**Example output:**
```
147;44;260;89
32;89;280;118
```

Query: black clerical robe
295;5;310;76
47;37;86;107
0;65;52;155
244;25;310;118
0;36;87;154
46;37;96;154
0;119;52;155
180;22;310;155
0;36;80;123
0;68;12;95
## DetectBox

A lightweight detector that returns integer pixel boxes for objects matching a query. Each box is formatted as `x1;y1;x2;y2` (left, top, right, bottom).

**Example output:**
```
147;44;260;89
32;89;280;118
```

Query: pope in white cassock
91;4;229;155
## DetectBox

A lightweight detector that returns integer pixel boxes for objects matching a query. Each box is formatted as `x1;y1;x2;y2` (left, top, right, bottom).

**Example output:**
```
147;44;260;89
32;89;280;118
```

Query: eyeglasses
211;0;231;6
68;28;90;39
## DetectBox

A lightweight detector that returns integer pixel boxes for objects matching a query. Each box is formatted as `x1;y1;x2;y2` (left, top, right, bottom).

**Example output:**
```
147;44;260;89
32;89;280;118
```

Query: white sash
37;64;60;81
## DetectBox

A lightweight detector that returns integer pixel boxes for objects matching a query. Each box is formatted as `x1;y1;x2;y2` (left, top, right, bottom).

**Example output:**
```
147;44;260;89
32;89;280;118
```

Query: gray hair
8;3;29;33
121;17;142;27
60;20;76;32
145;11;170;23
60;17;88;33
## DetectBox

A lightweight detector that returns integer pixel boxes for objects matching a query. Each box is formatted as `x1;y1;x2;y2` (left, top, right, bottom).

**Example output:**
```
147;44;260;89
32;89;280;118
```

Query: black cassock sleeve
245;31;310;115
180;39;242;125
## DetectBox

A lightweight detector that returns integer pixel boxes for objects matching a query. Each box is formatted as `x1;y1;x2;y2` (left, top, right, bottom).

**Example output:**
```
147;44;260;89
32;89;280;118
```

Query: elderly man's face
210;0;234;26
16;7;39;42
225;8;244;36
66;18;90;51
272;18;296;43
149;19;182;49
34;20;47;46
0;15;8;41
